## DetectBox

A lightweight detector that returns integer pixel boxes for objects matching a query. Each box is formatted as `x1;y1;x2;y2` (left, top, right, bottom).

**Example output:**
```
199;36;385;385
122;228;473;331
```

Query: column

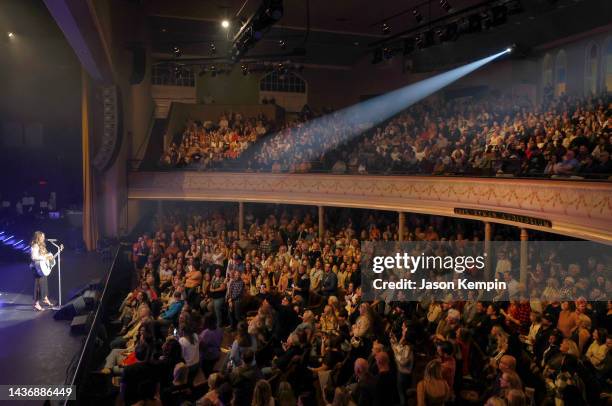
520;228;528;285
398;212;405;242
238;202;244;236
318;205;324;240
484;221;492;280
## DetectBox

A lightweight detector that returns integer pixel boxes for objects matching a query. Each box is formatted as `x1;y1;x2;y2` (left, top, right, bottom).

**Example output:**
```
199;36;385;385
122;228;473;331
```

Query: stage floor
0;249;112;404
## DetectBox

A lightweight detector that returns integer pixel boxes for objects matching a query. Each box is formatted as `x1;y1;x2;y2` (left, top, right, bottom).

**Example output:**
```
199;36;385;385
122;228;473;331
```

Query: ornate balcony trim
128;172;612;244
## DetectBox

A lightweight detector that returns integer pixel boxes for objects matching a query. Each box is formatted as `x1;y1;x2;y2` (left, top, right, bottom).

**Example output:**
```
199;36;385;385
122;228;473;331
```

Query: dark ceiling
144;0;611;68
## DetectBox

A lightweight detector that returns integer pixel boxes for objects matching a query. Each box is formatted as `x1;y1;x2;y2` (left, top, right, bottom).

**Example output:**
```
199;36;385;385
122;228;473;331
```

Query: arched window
584;43;599;95
605;38;612;92
259;71;308;112
554;50;566;96
260;71;306;93
542;53;553;90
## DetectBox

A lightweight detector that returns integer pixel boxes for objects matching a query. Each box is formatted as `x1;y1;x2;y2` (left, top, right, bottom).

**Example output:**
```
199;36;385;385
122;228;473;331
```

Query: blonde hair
562;338;580;357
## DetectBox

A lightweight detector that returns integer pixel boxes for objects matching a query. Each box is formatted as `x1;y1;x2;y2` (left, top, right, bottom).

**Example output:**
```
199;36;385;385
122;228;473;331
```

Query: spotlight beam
254;49;509;163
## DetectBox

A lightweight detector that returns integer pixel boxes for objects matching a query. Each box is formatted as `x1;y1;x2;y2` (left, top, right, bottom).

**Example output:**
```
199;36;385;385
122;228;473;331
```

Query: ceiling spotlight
382;23;391;35
209;42;216;55
440;0;452;12
279;40;286;49
241;64;249;76
221;19;230;28
7;32;15;38
171;45;182;58
412;9;423;23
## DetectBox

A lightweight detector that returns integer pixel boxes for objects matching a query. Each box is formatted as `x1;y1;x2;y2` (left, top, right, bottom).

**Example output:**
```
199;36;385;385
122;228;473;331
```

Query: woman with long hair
30;231;53;311
276;381;296;406
251;379;274;406
416;359;451;406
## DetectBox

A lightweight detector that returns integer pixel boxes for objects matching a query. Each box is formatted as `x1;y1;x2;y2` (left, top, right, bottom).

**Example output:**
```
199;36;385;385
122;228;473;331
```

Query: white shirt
179;334;200;367
30;244;46;263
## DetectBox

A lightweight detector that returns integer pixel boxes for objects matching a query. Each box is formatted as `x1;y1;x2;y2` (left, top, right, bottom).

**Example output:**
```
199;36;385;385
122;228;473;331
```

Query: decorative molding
129;172;612;244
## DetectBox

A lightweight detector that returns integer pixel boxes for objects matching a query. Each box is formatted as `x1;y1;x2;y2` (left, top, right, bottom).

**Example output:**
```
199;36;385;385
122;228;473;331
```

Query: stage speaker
130;46;146;84
92;86;123;173
71;312;94;335
67;279;102;301
53;293;97;320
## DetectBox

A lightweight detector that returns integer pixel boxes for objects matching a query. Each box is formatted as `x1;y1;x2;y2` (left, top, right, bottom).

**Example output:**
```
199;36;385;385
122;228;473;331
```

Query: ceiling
146;0;490;66
142;0;611;68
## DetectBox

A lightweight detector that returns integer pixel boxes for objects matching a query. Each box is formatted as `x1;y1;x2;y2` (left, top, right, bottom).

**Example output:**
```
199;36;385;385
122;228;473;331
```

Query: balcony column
318;205;324;240
484;221;492;280
520;228;529;285
238;202;245;237
398;212;405;241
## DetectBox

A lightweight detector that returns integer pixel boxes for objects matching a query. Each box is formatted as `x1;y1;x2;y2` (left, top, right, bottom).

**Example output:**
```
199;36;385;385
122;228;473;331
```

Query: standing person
210;267;227;328
30;231;54;311
179;322;200;383
227;270;245;330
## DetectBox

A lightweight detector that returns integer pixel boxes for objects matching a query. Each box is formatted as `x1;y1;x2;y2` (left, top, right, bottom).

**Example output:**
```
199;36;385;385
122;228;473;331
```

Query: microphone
47;239;57;242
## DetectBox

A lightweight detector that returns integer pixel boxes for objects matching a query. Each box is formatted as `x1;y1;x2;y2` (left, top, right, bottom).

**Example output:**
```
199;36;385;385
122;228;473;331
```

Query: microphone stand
48;239;63;309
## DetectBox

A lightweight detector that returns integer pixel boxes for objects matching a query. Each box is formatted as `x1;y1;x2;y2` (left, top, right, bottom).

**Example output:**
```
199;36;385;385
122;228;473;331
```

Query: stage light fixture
440;0;452;12
7;32;14;38
221;19;230;28
279;39;286;49
413;9;423;23
210;42;217;55
241;64;249;75
462;14;483;33
171;45;182;58
382;23;391;35
437;22;458;42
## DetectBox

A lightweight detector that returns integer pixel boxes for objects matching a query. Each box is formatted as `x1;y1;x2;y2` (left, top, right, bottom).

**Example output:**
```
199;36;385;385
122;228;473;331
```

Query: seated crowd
103;205;611;405
156;92;611;179
247;92;611;178
160;113;270;169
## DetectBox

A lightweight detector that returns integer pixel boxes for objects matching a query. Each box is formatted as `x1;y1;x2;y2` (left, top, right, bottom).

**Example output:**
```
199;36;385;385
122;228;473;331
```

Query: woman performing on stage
30;231;54;311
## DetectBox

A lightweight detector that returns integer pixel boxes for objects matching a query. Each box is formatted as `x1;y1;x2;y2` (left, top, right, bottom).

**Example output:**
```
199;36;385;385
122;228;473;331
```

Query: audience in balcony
257;92;610;178
156;92;611;179
159;113;270;169
98;203;611;405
